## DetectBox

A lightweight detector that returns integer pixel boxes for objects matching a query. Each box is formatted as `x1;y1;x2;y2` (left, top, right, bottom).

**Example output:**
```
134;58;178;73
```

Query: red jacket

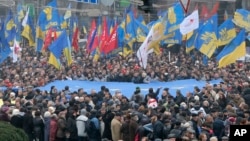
49;119;58;141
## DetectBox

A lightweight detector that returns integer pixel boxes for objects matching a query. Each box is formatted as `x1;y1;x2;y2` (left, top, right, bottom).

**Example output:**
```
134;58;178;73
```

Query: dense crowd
1;43;250;141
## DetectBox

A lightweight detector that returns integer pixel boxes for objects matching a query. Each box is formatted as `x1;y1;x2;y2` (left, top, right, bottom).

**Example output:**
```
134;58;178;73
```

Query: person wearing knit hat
76;109;88;140
10;109;23;128
48;106;55;114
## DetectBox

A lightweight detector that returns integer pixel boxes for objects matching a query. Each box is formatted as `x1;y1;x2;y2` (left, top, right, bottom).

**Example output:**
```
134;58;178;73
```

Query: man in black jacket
213;112;225;140
191;113;200;139
151;114;164;140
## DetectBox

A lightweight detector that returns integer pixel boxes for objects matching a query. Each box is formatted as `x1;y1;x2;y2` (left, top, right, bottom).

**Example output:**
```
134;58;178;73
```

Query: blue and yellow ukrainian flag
21;14;35;46
69;15;78;44
92;17;102;61
16;3;24;42
48;53;61;69
233;9;250;31
164;2;184;45
125;11;137;48
36;12;46;52
36;0;61;52
117;22;125;48
0;22;12;64
218;18;236;46
61;3;71;29
216;29;246;68
186;30;198;53
17;3;24;22
48;30;68;59
134;17;149;42
63;35;73;66
4;10;16;47
196;14;218;58
48;30;68;69
43;0;61;29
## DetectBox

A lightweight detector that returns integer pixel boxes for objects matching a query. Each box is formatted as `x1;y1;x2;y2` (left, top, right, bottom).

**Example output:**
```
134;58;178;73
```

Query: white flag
11;39;22;63
180;10;199;35
137;29;154;69
22;8;29;27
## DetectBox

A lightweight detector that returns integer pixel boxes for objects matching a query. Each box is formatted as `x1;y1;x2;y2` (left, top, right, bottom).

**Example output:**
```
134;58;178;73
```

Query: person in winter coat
151;114;164;140
76;109;88;141
88;110;102;141
213;113;225;140
175;90;185;105
0;106;9;122
23;109;34;141
129;114;139;141
43;111;51;141
10;109;23;128
111;112;122;141
56;110;67;141
121;114;130;141
33;111;44;141
66;110;78;141
102;110;114;140
50;114;58;141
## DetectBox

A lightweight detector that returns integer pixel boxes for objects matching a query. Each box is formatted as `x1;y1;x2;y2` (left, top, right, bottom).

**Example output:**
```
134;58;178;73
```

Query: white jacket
76;115;88;137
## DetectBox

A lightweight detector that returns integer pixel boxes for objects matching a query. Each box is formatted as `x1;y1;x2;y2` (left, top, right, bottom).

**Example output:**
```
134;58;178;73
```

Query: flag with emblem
11;38;22;62
136;29;154;69
180;10;199;35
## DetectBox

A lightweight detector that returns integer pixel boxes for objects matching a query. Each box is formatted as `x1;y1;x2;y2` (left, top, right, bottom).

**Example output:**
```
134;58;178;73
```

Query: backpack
84;119;91;133
76;119;91;133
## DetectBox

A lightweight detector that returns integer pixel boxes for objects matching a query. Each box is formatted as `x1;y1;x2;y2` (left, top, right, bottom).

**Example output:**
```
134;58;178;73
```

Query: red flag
100;17;108;53
209;2;220;17
86;20;97;53
72;27;79;52
43;28;53;51
103;24;118;54
200;4;209;20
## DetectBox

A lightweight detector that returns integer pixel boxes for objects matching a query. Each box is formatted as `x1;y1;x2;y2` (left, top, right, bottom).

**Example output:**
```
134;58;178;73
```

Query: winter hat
48;106;55;113
12;109;20;116
44;111;51;118
80;109;87;115
1;106;9;113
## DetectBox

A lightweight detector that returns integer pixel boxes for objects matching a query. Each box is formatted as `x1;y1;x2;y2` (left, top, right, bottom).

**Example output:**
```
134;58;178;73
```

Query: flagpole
138;48;145;70
168;51;171;62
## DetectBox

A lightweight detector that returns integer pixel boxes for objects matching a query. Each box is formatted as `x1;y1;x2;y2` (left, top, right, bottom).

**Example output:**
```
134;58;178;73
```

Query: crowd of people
0;42;250;141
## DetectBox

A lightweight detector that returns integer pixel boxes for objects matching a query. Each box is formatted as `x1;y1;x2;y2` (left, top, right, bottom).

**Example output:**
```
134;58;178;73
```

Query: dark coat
191;119;199;138
44;117;50;141
56;117;66;138
129;119;139;141
23;112;34;135
243;91;250;107
121;120;130;141
10;115;23;128
66;116;78;140
88;117;101;140
152;120;164;140
33;116;44;140
102;111;114;140
213;118;225;140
